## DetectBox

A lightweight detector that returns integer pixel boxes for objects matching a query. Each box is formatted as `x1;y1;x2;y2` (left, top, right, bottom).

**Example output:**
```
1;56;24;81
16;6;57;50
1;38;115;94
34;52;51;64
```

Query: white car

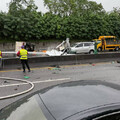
70;42;94;54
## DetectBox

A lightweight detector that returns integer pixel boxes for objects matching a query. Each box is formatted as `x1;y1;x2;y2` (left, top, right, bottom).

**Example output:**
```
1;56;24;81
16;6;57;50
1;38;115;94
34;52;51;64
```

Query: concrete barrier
1;53;120;70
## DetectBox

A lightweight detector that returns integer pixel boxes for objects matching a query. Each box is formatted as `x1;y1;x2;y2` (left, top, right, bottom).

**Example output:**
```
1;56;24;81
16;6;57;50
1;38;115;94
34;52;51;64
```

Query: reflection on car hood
39;80;120;119
1;80;120;120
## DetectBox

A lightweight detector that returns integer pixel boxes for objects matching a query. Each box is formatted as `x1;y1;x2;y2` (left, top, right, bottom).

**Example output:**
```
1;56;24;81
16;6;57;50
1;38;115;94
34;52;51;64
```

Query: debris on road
24;76;30;79
4;81;10;83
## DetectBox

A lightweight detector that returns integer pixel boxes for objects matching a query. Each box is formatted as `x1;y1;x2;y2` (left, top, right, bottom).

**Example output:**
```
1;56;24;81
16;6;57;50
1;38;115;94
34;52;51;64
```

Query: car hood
1;80;120;120
39;80;120;119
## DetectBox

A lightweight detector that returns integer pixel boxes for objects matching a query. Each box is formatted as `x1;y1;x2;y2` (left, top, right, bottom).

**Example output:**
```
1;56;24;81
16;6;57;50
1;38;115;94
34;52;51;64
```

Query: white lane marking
0;78;70;88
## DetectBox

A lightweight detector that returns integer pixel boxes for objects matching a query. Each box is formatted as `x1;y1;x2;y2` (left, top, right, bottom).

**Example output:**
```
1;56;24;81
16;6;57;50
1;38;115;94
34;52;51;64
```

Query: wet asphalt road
0;61;120;110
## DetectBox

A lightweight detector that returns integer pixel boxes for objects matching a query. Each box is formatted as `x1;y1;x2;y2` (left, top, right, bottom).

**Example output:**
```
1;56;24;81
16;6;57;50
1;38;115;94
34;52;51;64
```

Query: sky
0;0;120;13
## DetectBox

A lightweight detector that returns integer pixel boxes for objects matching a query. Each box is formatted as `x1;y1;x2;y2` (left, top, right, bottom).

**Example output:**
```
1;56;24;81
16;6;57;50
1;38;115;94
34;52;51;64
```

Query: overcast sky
0;0;120;13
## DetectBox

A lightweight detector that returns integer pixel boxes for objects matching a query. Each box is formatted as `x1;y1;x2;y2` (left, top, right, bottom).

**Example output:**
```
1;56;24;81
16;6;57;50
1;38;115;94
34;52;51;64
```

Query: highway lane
0;61;120;110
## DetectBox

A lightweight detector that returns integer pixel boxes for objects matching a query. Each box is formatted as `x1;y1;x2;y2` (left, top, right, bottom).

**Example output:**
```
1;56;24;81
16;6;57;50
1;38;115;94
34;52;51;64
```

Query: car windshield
97;40;101;43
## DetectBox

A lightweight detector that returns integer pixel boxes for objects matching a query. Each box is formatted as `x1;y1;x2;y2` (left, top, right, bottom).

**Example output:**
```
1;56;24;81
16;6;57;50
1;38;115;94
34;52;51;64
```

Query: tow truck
94;36;120;51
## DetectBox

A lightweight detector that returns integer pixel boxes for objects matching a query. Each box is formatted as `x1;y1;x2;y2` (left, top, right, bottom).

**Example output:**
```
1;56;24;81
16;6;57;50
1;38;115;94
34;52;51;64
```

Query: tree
8;0;38;16
43;0;105;16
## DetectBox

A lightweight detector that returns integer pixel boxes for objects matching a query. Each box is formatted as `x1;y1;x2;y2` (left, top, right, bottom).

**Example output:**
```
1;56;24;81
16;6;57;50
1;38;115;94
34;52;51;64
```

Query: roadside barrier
1;53;120;69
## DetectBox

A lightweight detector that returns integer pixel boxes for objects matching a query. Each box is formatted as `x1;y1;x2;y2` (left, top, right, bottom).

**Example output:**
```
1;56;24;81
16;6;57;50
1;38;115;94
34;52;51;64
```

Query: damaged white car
70;42;94;54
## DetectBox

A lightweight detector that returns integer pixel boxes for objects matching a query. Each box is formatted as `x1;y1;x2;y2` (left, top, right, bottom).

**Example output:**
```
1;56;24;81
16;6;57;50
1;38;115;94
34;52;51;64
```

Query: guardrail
1;53;120;70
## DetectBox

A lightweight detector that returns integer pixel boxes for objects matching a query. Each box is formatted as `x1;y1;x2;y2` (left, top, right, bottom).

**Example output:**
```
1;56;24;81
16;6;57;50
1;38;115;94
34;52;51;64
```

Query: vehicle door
83;43;92;53
75;43;84;53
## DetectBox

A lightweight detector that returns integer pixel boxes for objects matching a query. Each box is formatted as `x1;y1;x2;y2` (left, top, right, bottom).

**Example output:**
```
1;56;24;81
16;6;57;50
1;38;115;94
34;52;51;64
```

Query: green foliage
8;0;38;16
0;0;120;42
43;0;105;17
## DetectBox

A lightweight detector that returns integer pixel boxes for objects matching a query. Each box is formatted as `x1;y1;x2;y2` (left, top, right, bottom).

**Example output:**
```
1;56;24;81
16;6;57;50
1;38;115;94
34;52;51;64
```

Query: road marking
0;78;70;88
0;67;50;73
0;70;21;72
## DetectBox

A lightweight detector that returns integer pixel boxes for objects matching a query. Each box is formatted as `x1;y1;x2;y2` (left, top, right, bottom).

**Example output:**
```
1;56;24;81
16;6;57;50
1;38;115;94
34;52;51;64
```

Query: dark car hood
39;80;120;120
1;80;120;120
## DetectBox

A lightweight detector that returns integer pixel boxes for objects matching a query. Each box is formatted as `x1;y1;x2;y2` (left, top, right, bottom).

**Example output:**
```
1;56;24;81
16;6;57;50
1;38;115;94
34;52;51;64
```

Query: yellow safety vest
0;51;2;58
20;49;28;60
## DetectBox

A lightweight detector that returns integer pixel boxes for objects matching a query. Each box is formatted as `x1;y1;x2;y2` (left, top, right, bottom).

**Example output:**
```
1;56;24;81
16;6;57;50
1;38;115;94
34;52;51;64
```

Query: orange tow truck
95;36;120;51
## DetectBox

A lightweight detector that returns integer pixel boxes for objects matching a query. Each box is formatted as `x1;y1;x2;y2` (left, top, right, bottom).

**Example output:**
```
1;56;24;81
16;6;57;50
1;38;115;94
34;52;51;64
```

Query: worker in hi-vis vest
17;45;30;72
0;51;2;59
0;50;2;69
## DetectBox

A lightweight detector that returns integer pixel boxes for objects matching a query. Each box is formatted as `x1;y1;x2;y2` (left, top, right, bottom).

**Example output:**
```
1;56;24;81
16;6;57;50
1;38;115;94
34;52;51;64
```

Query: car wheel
89;50;94;54
115;47;119;51
98;47;102;52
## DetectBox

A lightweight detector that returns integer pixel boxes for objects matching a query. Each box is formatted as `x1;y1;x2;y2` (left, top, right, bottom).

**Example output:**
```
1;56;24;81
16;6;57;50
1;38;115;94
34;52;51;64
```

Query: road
0;61;120;110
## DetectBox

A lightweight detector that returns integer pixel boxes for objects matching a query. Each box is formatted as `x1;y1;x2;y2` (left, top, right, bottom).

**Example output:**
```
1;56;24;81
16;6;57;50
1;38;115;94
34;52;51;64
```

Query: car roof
1;80;120;120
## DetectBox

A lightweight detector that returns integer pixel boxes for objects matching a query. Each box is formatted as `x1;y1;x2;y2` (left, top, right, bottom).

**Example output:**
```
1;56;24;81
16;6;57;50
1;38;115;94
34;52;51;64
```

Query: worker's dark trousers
21;59;30;72
0;58;2;69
